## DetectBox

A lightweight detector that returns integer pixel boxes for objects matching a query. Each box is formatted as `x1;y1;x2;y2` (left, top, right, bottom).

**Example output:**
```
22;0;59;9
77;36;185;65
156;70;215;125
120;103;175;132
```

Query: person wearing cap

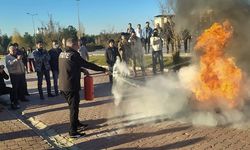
33;41;54;99
105;39;122;83
59;38;108;138
5;44;28;109
150;29;164;74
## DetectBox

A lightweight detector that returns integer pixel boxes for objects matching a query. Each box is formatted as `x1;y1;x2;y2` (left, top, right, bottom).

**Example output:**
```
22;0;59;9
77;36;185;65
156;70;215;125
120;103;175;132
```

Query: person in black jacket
105;39;121;83
59;38;108;138
0;65;15;109
49;40;62;96
33;41;54;99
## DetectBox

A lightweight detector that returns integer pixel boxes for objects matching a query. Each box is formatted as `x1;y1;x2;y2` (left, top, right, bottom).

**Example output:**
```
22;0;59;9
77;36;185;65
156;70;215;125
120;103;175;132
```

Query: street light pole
76;0;81;39
26;12;38;44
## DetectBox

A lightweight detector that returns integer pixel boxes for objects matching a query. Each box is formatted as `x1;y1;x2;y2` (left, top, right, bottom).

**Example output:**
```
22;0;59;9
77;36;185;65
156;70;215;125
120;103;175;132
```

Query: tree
0;34;11;52
60;25;78;40
47;14;56;33
11;30;24;46
95;31;120;47
158;0;176;15
84;34;95;44
36;15;62;49
23;32;34;48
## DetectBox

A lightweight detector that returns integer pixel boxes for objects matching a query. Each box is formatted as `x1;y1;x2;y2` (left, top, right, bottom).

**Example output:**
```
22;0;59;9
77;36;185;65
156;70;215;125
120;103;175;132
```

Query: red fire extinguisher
84;75;94;101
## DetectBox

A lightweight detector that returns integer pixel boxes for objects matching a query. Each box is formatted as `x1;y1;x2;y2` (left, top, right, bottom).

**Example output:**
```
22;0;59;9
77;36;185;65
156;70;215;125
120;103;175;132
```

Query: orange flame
193;21;242;107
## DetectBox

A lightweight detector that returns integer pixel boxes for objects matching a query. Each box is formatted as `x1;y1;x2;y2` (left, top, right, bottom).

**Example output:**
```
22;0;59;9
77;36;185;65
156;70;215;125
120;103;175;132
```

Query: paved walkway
1;71;250;149
0;105;53;150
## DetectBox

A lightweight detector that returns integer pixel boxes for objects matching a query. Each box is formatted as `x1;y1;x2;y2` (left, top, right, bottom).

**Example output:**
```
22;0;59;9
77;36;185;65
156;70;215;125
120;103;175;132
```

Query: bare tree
158;0;167;15
158;0;176;15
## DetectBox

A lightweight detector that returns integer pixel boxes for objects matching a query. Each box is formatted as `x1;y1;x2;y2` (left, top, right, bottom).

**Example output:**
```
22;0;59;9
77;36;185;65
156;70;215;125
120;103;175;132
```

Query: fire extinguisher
84;75;94;101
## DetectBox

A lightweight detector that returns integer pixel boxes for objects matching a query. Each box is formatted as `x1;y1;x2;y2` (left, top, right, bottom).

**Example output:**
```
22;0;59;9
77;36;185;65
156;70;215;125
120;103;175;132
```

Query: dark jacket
0;70;9;89
16;49;28;64
105;47;121;67
58;47;106;92
142;27;153;40
33;49;51;72
49;48;62;71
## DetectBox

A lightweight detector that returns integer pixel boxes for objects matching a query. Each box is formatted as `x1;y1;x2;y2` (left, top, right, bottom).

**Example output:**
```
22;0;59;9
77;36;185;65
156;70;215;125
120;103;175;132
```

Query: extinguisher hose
88;72;106;76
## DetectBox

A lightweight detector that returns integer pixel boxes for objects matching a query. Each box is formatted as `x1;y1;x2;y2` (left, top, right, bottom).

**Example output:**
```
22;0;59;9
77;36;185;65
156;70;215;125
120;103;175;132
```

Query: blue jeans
37;70;52;97
152;50;164;74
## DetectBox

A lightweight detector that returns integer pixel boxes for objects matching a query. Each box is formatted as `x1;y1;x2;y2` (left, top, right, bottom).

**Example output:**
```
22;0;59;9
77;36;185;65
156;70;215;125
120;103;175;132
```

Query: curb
0;105;55;149
22;112;81;150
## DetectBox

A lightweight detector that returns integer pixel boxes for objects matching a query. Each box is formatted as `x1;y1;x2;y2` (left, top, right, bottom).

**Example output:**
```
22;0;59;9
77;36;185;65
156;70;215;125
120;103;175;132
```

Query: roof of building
154;14;175;18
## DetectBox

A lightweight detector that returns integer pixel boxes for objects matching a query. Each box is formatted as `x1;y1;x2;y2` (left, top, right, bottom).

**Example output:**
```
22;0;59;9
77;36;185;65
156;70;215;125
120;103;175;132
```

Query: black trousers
52;70;59;95
166;37;174;53
144;38;151;54
9;74;25;104
108;66;113;83
23;74;29;95
61;91;81;134
37;70;52;97
184;39;190;53
0;87;13;102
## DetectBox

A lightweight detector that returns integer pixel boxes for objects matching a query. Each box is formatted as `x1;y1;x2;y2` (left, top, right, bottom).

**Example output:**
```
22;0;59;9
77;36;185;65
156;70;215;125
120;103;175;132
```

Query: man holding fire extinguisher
59;38;109;138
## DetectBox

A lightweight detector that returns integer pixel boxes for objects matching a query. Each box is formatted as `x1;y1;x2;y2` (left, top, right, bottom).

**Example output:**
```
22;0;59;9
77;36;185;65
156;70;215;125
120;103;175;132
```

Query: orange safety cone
84;75;94;101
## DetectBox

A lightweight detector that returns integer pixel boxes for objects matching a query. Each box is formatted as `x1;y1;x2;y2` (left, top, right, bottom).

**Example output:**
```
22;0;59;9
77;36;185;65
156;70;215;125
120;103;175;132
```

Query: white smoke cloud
110;60;250;127
109;0;250;128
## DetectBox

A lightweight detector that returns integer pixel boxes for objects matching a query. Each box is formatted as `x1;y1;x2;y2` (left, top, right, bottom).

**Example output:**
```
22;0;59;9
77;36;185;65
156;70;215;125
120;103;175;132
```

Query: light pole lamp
26;12;38;43
76;0;81;39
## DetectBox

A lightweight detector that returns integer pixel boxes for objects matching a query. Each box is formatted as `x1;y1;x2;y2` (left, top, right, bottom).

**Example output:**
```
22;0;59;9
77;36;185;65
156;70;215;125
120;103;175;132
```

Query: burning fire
193;21;243;107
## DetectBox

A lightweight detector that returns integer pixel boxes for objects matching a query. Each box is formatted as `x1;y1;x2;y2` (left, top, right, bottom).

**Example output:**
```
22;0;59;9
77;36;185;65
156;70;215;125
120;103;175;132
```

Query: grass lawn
89;55;191;68
0;55;4;59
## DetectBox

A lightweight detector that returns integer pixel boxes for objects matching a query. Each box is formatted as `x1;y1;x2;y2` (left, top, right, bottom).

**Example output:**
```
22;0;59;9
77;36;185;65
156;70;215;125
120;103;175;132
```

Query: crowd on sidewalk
0;38;90;109
106;21;192;81
0;21;191;138
0;37;108;138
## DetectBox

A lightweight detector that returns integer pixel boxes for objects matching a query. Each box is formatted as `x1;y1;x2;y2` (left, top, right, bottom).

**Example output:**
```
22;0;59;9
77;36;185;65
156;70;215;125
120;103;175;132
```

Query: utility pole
26;12;38;44
76;0;81;39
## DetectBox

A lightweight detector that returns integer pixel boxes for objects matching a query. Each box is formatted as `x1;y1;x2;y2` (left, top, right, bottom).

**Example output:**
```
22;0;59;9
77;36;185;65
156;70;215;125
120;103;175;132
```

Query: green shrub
86;42;104;52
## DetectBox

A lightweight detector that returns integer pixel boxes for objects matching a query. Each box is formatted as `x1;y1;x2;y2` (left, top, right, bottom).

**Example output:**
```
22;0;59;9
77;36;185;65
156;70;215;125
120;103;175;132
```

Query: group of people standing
105;21;167;80
0;21;191;138
126;22;154;54
0;37;108;138
127;21;192;54
0;39;69;109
